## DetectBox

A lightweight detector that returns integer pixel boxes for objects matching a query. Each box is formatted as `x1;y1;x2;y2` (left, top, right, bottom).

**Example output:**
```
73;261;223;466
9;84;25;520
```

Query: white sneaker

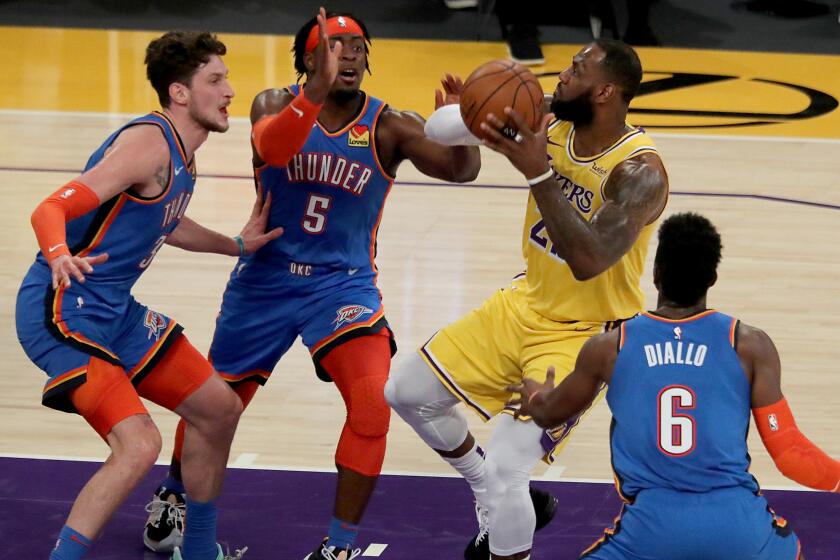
143;486;186;553
444;0;479;9
172;544;248;560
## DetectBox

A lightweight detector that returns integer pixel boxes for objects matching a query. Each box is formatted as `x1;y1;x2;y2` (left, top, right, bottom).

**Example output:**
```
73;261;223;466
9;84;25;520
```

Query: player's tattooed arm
154;165;169;190
533;152;668;280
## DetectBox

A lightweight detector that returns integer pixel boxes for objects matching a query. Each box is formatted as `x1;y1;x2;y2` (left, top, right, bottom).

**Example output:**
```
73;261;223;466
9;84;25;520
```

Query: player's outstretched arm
741;324;840;492
166;189;283;255
507;331;616;428
31;125;169;288
250;7;340;167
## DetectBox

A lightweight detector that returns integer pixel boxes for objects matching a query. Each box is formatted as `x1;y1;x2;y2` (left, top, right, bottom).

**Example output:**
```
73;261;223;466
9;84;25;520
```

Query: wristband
526;169;554;186
233;235;246;256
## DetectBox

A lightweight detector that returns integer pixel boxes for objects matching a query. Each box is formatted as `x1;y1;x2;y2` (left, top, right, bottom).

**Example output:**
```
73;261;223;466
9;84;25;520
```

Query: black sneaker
142;486;185;553
303;538;361;560
464;487;558;559
507;24;545;66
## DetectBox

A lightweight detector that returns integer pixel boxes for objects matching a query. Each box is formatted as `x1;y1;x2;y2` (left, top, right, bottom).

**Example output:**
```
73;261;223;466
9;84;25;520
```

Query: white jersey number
302;194;332;234
658;386;696;456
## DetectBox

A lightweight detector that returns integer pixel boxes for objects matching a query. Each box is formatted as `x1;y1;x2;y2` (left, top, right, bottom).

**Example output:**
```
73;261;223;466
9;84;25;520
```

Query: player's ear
303;52;316;74
708;271;717;288
596;82;615;104
169;82;189;106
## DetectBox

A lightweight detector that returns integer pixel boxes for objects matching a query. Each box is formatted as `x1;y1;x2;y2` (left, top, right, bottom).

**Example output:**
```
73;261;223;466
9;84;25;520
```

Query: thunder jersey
607;311;759;500
32;111;195;305
253;86;394;270
523;120;662;322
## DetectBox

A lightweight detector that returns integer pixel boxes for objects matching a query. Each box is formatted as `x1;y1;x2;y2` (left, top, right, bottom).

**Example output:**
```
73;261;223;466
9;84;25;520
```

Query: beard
550;90;595;125
190;105;228;133
331;87;361;105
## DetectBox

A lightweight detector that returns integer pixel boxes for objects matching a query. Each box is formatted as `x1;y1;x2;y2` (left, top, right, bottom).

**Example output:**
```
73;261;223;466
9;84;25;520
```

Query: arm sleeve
252;92;323;166
423;104;482;146
753;397;840;492
30;180;100;263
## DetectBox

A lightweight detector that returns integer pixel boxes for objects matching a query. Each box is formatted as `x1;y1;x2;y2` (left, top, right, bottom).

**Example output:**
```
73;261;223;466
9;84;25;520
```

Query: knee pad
348;375;391;438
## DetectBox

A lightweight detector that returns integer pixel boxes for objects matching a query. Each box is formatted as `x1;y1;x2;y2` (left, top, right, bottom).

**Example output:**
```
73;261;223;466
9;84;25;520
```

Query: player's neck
572;113;630;157
162;108;209;160
319;90;364;130
652;297;709;320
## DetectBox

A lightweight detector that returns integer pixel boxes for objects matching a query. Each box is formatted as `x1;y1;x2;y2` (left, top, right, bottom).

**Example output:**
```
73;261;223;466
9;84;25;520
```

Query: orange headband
305;16;364;53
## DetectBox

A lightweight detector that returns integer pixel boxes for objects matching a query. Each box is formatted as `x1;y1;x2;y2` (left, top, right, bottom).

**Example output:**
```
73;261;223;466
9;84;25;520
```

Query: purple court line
3;165;840;212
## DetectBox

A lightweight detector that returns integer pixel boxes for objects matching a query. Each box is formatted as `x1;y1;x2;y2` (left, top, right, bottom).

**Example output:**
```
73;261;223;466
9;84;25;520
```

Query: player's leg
303;330;392;558
136;334;244;560
51;357;160;559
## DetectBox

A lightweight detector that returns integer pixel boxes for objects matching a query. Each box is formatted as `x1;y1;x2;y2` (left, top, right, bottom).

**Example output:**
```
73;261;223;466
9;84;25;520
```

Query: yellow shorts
420;277;616;461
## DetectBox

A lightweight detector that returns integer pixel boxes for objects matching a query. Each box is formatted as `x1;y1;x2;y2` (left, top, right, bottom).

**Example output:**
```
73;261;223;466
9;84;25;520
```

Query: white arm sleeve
423;103;482;146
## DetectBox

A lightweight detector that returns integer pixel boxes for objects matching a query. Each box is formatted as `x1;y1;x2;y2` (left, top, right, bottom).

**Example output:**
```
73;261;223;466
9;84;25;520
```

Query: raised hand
434;73;465;109
50;253;109;289
238;187;284;254
481;107;554;180
306;6;344;102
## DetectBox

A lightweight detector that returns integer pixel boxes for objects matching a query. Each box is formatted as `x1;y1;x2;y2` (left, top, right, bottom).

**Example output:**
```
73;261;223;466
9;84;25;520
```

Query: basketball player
385;39;669;560
15;32;281;560
510;212;840;559
144;8;481;559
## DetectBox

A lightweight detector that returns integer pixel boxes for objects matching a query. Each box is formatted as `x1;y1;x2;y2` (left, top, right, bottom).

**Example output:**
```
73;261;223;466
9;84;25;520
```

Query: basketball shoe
464;487;558;559
172;544;248;560
143;485;186;553
304;538;362;560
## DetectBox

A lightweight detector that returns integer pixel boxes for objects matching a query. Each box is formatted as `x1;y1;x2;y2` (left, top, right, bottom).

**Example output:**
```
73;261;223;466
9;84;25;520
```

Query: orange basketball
460;60;544;141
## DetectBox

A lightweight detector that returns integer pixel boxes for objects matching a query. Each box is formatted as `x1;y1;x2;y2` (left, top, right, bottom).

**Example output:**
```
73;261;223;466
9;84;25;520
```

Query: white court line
230;453;259;467
0;108;838;145
361;543;388;557
0;452;817;492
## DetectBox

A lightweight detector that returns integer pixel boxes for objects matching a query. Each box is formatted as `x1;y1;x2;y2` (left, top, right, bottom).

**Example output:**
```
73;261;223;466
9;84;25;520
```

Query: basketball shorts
420;276;620;461
581;486;801;560
209;257;395;386
16;266;185;414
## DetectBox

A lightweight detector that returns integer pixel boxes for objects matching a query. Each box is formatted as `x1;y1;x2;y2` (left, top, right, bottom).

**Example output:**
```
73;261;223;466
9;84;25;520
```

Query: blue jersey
253;86;394;270
29;111;195;306
607;310;759;499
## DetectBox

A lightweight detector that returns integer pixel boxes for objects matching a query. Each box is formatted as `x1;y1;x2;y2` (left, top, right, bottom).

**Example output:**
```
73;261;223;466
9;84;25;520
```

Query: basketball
460;59;544;141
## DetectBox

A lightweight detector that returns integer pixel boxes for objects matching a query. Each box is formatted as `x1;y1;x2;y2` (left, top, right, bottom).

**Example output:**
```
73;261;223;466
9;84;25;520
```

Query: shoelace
223;545;248;559
144;497;185;529
320;545;362;560
473;502;489;546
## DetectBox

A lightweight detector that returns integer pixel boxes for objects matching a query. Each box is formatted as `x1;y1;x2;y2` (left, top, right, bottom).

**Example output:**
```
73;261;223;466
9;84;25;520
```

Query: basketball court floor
1;26;839;558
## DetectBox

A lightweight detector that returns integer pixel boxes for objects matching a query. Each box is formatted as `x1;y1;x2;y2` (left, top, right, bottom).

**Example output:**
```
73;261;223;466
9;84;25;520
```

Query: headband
305;16;364;53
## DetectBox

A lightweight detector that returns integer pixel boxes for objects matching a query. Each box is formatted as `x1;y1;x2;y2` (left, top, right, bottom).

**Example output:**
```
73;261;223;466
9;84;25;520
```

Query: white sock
443;440;487;499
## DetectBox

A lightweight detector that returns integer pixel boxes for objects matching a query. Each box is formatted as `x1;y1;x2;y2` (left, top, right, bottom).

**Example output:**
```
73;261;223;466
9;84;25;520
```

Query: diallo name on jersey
643;341;709;368
285;152;375;196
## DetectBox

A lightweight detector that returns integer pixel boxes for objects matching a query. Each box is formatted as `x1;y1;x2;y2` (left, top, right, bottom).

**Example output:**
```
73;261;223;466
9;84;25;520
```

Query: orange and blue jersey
608;310;758;498
208;88;396;385
253;85;393;270
581;310;799;560
16;111;191;412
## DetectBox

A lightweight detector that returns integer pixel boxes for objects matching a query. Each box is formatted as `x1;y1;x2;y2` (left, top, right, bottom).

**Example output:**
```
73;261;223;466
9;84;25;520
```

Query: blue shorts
582;486;800;560
16;265;183;413
208;257;395;385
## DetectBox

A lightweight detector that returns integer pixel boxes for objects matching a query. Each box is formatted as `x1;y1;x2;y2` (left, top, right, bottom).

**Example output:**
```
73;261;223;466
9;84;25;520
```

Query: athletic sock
326;516;359;550
49;525;92;560
181;498;217;560
442;441;487;502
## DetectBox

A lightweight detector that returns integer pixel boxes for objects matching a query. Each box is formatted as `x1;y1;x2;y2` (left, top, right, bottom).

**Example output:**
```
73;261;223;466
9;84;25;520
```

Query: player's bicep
741;325;784;408
589;154;668;262
76;125;169;203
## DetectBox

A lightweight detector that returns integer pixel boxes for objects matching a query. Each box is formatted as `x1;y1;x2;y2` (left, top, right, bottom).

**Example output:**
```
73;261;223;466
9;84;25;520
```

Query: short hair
593;38;642;104
654;213;722;306
292;12;371;82
145;31;227;107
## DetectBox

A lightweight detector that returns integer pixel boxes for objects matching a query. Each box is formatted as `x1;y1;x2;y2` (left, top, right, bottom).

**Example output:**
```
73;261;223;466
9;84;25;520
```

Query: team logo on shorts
332;304;373;330
144;310;168;341
348;124;370;147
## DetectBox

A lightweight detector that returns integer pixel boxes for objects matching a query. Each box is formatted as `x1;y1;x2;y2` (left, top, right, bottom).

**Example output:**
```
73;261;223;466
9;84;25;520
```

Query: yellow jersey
521;119;663;323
